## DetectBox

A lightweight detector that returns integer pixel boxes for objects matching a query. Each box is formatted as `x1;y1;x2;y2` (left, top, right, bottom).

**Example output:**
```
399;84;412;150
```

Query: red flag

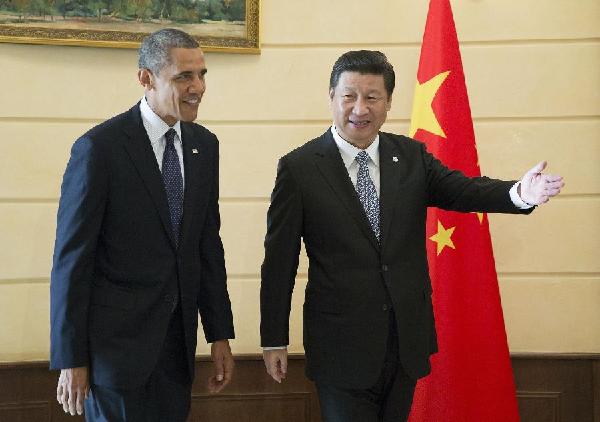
408;1;520;420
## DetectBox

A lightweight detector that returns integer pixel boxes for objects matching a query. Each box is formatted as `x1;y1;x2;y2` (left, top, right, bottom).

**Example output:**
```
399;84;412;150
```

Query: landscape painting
0;0;259;52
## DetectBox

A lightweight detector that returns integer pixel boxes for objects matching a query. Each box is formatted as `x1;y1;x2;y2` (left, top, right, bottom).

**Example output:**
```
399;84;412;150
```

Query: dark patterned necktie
355;151;380;241
162;129;183;247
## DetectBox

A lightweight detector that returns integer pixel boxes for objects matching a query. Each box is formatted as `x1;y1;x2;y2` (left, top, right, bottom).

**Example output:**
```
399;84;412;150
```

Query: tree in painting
0;0;245;24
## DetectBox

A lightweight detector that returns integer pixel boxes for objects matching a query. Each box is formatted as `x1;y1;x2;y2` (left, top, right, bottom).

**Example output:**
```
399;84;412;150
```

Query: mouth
349;119;370;129
183;97;200;106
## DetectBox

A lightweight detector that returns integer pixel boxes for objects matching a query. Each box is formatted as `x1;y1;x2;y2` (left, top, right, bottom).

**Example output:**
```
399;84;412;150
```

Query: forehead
335;71;386;92
166;47;205;71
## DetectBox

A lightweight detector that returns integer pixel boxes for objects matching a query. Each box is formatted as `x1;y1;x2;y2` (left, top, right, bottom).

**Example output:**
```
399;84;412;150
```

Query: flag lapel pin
192;149;198;154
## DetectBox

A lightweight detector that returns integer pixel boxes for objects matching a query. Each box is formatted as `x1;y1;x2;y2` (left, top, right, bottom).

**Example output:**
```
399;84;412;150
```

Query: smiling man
260;50;564;422
50;28;235;421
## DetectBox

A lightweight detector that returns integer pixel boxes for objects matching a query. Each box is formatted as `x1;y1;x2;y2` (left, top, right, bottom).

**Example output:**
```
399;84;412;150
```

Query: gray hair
139;28;199;75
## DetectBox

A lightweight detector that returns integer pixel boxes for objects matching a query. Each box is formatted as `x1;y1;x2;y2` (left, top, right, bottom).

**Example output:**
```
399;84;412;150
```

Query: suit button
382;304;388;311
381;264;388;272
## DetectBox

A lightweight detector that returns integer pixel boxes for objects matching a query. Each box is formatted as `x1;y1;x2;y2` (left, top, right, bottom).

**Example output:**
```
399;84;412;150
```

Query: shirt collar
140;97;182;144
331;125;379;170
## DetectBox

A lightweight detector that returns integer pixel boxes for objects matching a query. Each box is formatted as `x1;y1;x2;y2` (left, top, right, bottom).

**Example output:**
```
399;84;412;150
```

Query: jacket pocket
91;280;135;310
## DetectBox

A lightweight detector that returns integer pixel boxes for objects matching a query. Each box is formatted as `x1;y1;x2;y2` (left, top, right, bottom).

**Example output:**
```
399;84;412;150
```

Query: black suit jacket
260;129;529;389
50;103;234;389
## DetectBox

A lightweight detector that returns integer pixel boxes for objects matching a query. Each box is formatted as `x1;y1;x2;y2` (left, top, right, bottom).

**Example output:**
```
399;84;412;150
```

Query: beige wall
1;0;599;361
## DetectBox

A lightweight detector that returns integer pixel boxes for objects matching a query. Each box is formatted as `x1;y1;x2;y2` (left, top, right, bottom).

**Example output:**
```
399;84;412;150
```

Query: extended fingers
67;390;77;416
542;174;564;183
61;387;70;413
76;388;86;415
544;178;564;198
57;371;88;416
56;382;64;404
545;177;565;188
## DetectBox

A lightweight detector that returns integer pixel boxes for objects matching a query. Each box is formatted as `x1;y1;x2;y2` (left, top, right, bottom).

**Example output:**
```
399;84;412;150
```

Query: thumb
215;359;225;382
526;161;547;176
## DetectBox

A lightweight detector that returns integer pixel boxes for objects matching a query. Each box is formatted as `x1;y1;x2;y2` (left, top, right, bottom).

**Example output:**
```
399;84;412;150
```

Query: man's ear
138;68;154;89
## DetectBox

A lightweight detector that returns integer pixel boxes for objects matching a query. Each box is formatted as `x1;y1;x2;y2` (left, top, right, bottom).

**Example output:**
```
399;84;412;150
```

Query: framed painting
0;0;259;52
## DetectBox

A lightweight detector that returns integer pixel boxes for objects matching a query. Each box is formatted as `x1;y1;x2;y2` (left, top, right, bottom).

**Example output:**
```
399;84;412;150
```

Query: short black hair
139;28;199;75
329;50;395;97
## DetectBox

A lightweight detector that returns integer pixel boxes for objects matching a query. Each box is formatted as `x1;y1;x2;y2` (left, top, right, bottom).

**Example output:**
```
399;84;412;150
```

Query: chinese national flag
407;1;520;421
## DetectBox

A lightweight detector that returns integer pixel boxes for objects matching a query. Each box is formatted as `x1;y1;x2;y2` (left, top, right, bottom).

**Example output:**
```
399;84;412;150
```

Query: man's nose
352;98;368;115
189;74;205;93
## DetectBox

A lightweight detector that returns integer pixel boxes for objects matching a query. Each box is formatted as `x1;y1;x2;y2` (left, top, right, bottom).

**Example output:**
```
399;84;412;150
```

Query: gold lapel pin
192;149;198;154
392;156;398;162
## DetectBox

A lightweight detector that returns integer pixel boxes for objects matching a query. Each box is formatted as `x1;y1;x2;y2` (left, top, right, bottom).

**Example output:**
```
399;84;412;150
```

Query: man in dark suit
260;50;563;422
50;28;235;421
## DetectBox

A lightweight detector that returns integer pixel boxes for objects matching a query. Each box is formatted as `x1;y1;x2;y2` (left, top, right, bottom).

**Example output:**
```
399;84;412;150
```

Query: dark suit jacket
260;129;530;389
50;103;234;389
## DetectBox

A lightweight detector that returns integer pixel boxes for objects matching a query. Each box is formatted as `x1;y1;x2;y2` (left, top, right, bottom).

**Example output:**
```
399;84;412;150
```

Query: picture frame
0;0;259;53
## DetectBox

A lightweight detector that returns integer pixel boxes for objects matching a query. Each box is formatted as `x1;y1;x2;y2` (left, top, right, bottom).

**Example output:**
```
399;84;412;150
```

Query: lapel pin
192;149;198;154
392;156;398;162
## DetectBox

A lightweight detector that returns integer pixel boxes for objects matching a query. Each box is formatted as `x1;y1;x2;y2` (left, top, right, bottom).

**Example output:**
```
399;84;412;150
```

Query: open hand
519;161;564;205
56;366;89;416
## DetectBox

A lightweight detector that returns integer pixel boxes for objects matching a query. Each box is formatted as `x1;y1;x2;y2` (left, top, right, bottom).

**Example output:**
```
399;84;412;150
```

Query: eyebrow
340;89;383;95
176;68;208;77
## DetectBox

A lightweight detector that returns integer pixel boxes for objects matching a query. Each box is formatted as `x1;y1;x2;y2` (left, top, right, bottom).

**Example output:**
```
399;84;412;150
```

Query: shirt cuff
510;181;534;209
263;346;287;350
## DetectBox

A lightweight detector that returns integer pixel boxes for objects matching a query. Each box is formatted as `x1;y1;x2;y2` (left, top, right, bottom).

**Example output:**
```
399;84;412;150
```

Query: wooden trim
510;352;600;360
1;354;598;422
593;360;600;422
5;351;596;367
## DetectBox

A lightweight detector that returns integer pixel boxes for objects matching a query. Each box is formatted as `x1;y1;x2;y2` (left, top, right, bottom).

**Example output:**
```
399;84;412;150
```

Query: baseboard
1;354;598;422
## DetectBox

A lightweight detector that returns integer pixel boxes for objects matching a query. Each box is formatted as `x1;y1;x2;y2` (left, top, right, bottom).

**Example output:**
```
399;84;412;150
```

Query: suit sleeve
198;137;235;343
50;136;107;370
421;143;531;214
260;157;303;347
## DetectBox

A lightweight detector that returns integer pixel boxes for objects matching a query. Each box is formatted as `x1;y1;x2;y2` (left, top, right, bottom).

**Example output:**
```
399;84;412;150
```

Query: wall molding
1;354;598;422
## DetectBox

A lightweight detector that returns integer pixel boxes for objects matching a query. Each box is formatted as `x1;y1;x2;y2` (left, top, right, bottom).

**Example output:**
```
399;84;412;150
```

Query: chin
181;114;198;122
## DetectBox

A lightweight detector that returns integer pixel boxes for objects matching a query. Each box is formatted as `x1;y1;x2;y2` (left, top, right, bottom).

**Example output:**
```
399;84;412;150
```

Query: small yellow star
475;212;484;224
409;70;450;138
429;220;456;255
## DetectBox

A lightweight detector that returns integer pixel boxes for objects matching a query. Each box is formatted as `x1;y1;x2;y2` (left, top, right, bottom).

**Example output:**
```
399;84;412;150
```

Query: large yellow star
409;70;450;138
429;220;456;255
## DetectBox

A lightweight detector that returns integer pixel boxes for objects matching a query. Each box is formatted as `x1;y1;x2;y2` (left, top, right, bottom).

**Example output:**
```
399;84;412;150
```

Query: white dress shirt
140;97;185;186
331;125;381;196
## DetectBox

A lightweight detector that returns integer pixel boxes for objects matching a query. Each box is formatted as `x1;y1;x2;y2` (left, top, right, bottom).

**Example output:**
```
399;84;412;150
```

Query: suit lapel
379;133;408;249
122;105;177;249
314;131;380;252
179;123;212;248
